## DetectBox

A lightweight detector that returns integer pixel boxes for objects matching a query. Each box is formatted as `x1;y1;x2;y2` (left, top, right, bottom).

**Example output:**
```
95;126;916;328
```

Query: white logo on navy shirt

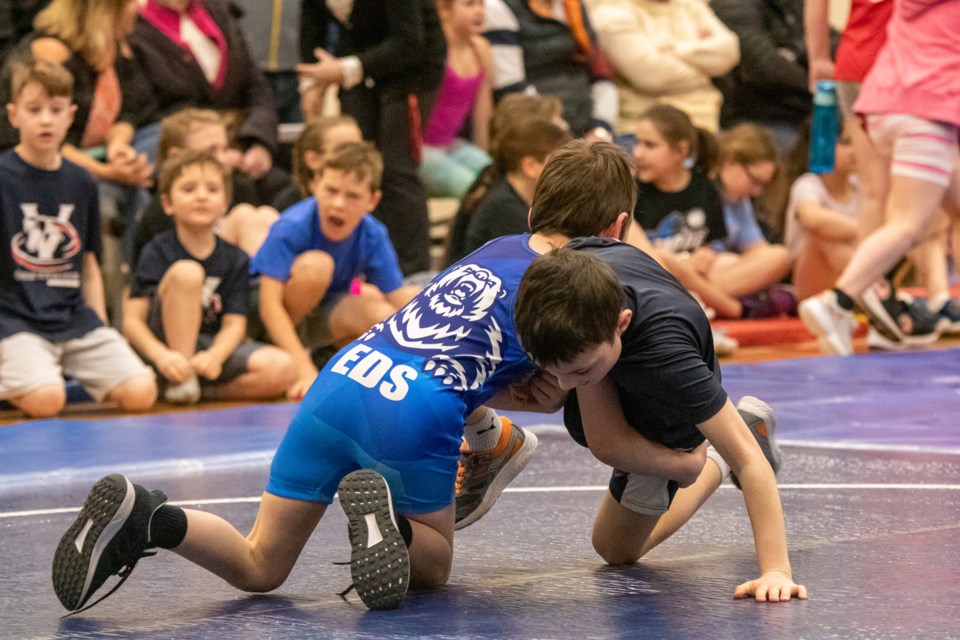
11;203;82;284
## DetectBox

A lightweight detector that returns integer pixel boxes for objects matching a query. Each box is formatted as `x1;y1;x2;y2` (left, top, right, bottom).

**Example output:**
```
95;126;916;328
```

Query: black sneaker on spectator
934;299;960;335
858;282;943;348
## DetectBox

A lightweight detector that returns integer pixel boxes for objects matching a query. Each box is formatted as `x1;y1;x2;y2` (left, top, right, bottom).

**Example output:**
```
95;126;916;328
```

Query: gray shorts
246;282;345;350
609;469;679;516
0;328;154;402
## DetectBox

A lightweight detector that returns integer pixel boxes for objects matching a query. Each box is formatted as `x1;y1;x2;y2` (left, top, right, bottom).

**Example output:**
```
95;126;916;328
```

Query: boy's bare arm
579;377;707;487
485;372;567;414
81;253;108;323
698;399;807;601
123;295;194;383
259;276;315;397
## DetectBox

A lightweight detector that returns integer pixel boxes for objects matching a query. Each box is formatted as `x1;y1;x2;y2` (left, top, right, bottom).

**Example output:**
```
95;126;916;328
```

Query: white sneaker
799;290;857;356
712;327;739;357
163;376;200;405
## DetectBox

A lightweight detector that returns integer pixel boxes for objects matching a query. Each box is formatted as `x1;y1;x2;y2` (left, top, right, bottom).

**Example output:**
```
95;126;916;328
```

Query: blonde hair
34;0;129;69
717;123;779;168
156;108;225;164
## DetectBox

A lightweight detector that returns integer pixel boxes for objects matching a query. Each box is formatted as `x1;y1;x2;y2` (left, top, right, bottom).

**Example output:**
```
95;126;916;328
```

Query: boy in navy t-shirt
0;58;156;418
124;150;294;405
251;141;420;399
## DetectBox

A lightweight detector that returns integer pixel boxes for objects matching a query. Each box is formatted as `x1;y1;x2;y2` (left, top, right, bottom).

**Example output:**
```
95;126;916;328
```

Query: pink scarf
141;0;228;90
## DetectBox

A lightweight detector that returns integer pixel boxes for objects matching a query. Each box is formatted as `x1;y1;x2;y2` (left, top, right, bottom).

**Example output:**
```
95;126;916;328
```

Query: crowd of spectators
2;0;958;419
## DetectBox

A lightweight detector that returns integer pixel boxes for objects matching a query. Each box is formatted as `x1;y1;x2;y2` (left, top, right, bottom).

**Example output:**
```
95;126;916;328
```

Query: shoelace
60;549;158;618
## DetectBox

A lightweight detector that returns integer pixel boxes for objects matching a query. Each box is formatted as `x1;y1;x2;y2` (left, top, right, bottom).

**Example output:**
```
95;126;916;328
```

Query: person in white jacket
586;0;739;135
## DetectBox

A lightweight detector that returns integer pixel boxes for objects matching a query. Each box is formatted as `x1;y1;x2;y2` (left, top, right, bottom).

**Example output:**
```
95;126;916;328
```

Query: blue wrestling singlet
267;234;540;514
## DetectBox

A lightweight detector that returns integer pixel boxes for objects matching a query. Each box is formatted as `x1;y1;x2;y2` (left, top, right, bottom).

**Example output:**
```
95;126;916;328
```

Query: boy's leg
283;251;333;324
202;343;294;401
53;475;326;612
0;332;67;418
218;204;280;257
708;246;793;299
326;287;396;345
157;260;206;358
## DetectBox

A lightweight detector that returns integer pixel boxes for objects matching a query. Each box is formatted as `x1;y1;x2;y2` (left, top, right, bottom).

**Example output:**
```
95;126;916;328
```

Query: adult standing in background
298;0;446;276
585;0;739;136
711;0;824;152
129;0;279;187
233;0;303;124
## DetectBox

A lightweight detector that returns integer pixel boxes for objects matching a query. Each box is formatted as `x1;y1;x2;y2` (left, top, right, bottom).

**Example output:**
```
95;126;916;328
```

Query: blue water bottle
809;80;838;174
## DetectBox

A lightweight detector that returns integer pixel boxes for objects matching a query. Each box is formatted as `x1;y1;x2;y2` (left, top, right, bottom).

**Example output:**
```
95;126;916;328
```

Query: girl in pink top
799;0;960;355
418;0;494;199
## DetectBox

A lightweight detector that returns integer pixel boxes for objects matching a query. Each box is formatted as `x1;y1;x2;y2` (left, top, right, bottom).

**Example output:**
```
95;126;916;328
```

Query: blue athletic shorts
266;365;466;515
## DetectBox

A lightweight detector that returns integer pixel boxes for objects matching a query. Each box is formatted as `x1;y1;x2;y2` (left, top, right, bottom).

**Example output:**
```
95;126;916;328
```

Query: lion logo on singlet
362;263;507;391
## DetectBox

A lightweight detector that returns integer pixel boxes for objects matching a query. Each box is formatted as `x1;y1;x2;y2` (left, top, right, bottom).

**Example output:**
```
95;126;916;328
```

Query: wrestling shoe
454;418;538;531
934;299;960;335
338;470;410;610
798;289;857;355
730;396;783;490
52;474;167;614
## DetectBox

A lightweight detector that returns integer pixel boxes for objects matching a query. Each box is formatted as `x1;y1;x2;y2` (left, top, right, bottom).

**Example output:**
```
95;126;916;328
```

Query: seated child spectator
629;104;742;319
133;109;279;265
464;119;571;253
445;92;567;265
419;0;494;199
0;58;156;418
710;123;793;314
124;151;293;405
251;141;420;400
271;115;363;213
514;245;806;601
784;120;861;301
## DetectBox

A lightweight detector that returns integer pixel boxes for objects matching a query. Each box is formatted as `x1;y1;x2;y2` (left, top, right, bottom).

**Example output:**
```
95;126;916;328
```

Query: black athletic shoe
52;474;167;614
338;470;410;610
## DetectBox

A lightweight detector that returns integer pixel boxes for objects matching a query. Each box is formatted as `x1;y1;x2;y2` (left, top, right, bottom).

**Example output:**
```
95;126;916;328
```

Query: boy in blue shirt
251;141;419;399
0;58;156;418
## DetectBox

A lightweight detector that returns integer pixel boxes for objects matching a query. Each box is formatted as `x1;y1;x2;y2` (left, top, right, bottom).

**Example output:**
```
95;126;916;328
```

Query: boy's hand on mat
288;363;319;401
734;570;808;602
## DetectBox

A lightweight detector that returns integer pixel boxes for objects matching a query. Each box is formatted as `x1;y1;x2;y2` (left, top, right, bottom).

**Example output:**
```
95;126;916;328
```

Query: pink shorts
865;113;959;187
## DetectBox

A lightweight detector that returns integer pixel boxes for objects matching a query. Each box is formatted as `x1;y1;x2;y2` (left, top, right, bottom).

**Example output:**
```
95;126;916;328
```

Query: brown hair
515;248;625;368
639;104;718;174
10;57;74;100
494;119;572;174
528;140;636;238
490;93;565;156
321;141;383;192
292;115;360;198
156;108;225;164
717;123;779;169
158;150;232;204
34;0;129;68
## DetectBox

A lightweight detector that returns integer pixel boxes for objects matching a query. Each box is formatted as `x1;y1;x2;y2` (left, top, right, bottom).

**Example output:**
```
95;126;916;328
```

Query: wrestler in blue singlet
267;234;539;513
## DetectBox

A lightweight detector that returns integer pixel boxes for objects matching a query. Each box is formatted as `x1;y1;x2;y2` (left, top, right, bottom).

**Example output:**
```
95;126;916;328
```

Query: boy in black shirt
513;242;807;602
124;150;293;404
0;58;156;418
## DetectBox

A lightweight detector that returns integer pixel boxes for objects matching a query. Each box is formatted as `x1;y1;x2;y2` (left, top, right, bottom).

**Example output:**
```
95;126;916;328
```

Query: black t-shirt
0;150;103;341
634;170;727;254
132;172;260;267
563;237;728;451
465;179;530;256
130;230;250;336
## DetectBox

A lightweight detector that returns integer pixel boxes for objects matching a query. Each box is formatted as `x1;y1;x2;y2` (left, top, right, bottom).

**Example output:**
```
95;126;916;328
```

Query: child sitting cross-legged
123;151;294;405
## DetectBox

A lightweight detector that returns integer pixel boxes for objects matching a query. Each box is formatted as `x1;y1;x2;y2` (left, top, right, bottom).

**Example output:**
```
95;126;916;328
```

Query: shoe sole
454;429;538;531
798;299;851;356
52;475;135;611
338;470;410;611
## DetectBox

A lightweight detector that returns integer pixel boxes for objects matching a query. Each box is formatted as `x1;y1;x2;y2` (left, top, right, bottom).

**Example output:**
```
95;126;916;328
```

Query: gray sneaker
338;470;410;610
799;289;857;355
454;418;538;531
731;396;783;490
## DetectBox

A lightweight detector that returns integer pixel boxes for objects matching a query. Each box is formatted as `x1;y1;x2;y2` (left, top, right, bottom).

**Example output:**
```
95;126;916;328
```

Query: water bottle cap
813;80;837;106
